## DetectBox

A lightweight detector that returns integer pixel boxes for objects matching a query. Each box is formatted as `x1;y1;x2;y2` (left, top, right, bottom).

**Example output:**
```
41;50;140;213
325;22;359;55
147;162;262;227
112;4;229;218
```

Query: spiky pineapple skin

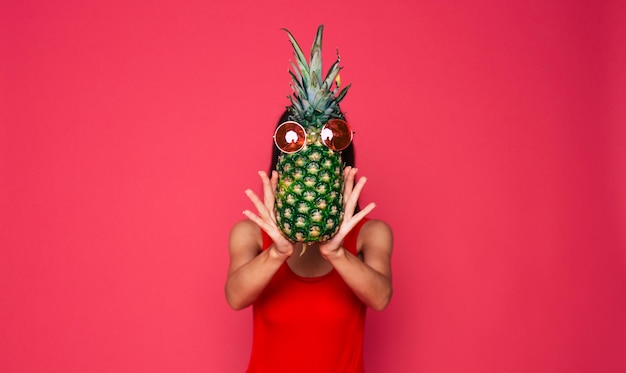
275;143;344;242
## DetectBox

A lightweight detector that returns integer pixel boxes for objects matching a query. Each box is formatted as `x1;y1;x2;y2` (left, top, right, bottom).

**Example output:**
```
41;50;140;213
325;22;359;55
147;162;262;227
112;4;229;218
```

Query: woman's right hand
243;170;294;258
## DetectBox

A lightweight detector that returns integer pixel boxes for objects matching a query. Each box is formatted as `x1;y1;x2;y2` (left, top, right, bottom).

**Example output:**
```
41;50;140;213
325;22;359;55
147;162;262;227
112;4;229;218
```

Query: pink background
2;1;625;372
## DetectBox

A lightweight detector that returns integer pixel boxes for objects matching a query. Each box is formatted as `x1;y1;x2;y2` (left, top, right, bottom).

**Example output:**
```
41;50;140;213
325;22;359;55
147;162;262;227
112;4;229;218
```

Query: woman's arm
324;219;393;311
225;220;291;310
225;171;295;310
319;167;393;311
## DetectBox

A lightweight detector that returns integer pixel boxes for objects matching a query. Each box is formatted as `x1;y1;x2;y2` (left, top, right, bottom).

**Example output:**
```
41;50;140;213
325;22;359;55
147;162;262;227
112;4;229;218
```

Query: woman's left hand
319;167;376;260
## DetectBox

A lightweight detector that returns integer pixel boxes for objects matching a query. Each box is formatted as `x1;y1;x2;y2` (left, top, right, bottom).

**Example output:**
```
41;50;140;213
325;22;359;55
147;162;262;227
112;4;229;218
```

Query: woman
225;111;393;373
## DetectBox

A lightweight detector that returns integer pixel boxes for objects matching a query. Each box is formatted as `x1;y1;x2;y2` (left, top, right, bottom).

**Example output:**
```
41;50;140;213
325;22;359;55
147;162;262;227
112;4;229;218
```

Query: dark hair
269;110;356;174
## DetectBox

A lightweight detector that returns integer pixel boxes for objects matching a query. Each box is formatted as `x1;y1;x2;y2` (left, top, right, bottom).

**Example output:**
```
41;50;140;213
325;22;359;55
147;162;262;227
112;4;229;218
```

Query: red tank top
246;219;368;373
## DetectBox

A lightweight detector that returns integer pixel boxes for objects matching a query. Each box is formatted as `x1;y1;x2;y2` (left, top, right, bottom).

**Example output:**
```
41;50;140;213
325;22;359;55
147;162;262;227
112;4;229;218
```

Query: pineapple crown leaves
281;25;351;126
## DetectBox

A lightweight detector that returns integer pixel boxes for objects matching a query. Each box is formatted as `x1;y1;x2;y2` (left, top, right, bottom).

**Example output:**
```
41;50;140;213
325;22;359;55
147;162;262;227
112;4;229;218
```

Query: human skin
225;167;393;311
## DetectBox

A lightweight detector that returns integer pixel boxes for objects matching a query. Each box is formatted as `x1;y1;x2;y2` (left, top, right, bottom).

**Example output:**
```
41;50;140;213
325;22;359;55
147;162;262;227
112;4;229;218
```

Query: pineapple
275;25;352;243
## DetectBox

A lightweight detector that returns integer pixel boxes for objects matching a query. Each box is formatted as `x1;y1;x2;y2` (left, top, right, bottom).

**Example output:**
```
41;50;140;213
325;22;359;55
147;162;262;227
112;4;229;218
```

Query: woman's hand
226;170;297;310
316;167;393;311
242;170;294;258
319;167;376;260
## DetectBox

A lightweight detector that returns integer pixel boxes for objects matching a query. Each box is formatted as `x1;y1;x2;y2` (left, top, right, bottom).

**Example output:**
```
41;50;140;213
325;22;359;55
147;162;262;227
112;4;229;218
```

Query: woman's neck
286;243;333;278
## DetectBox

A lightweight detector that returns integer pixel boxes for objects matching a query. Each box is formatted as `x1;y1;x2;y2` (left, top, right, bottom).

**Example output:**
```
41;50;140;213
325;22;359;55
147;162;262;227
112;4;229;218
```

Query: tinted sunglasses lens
274;121;306;153
321;119;353;151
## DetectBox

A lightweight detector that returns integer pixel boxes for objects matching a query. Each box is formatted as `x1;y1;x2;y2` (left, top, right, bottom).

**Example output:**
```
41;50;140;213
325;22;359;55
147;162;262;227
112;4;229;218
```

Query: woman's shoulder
361;218;393;236
229;219;263;252
358;219;393;252
231;218;259;233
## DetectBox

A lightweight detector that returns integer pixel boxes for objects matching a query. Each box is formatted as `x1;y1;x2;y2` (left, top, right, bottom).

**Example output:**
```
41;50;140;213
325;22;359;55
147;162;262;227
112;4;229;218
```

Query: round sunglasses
273;119;354;154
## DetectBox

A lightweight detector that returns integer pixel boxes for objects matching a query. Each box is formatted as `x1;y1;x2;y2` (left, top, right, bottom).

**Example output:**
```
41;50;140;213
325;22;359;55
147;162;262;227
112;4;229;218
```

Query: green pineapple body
276;143;344;242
